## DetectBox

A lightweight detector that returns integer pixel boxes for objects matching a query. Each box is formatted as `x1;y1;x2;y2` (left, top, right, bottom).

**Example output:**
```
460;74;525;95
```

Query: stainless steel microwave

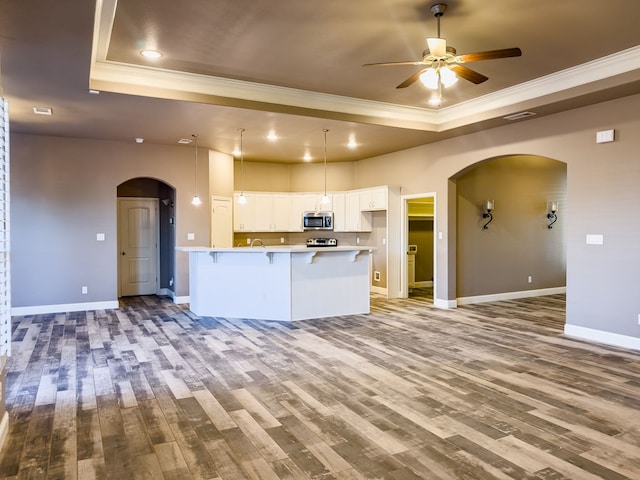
303;211;333;231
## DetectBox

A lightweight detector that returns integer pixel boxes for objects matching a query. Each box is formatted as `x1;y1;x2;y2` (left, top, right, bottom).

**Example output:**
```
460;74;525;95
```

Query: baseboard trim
12;300;120;316
457;286;566;306
370;285;388;296
0;411;9;455
434;298;457;309
413;281;433;288
173;295;190;305
564;324;640;352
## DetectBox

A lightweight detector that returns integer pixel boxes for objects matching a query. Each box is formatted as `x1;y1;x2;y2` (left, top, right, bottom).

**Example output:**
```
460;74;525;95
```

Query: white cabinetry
345;192;372;232
253;193;274;231
233;193;255;231
332;193;346;232
272;194;291;231
359;186;387;211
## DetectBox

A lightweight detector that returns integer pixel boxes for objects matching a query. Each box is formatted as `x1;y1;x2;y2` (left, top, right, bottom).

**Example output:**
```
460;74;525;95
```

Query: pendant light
321;129;330;205
191;134;202;206
237;128;247;205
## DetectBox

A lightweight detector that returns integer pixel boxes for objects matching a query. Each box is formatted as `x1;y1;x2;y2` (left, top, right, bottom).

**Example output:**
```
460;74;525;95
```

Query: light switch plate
187;232;195;240
596;129;614;143
96;233;105;241
586;234;604;245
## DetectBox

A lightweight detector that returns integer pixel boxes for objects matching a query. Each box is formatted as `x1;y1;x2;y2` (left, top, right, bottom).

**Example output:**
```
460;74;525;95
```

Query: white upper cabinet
272;194;291;231
233;187;387;232
359;186;387;211
233;193;256;231
332;193;346;232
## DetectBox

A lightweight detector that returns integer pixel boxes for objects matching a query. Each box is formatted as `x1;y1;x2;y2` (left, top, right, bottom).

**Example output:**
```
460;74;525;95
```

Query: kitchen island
177;245;372;321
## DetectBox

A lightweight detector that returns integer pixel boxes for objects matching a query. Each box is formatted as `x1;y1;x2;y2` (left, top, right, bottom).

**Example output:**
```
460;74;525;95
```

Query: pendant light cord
192;134;198;196
238;128;245;195
323;128;329;197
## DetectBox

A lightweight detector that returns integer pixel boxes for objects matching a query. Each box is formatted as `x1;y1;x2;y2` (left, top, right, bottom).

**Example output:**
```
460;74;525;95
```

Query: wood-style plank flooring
1;290;640;479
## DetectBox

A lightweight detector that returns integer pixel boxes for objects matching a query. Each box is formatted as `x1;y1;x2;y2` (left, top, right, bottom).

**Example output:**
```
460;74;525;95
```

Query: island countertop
176;245;373;253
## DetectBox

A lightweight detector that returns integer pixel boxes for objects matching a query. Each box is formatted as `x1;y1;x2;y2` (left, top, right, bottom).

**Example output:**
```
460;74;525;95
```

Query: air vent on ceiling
33;106;52;116
503;111;536;121
177;138;193;144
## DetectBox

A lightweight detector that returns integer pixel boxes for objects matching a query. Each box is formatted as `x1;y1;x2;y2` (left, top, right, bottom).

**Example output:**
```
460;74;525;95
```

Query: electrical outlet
527;276;532;283
247;238;251;244
280;237;285;244
96;233;105;241
81;286;88;294
374;271;381;282
356;237;360;244
187;232;195;240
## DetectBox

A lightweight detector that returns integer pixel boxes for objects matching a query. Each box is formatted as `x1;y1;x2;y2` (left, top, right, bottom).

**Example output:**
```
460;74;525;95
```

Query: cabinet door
272;194;291;231
234;193;255;231
345;192;360;231
332;193;346;232
253;193;274;231
289;194;306;231
359;187;387;211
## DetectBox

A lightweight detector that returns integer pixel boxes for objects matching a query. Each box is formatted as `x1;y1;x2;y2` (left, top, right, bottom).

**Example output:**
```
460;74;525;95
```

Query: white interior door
118;198;159;296
211;196;233;248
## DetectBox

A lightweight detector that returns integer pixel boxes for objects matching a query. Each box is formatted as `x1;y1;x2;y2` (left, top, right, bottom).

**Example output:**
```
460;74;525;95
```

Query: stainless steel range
306;238;338;247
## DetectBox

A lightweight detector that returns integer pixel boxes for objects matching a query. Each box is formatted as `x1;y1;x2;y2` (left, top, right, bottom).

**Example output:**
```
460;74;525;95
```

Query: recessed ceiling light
503;111;536;121
140;49;162;59
347;134;358;149
177;138;193;144
33;106;52;115
266;131;278;141
303;151;312;162
135;137;144;144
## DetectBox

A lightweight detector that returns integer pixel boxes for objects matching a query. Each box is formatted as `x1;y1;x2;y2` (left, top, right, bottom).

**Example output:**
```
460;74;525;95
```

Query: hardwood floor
1;291;640;479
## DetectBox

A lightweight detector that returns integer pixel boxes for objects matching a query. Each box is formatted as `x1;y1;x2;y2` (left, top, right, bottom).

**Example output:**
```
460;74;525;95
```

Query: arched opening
117;177;176;299
451;154;567;308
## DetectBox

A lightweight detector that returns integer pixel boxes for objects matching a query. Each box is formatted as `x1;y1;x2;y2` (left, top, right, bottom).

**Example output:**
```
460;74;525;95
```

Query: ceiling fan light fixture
427;37;447;57
440;66;458;87
419;68;439;89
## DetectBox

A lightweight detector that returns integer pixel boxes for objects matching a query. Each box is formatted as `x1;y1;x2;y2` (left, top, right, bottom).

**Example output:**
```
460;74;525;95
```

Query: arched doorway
117;178;176;298
451;154;567;305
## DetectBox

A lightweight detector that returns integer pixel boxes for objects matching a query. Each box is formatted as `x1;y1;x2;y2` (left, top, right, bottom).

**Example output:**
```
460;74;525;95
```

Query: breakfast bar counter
177;246;372;321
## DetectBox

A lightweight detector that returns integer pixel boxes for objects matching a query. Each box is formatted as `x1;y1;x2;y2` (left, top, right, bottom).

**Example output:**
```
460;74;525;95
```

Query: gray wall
455;155;566;297
10;135;213;306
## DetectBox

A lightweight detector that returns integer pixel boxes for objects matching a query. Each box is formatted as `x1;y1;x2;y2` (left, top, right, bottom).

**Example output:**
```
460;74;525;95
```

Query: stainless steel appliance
306;238;338;247
303;211;333;231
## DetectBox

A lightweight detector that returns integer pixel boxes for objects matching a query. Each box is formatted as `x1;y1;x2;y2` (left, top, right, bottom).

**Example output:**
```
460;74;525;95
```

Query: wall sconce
482;199;494;230
547;201;558;229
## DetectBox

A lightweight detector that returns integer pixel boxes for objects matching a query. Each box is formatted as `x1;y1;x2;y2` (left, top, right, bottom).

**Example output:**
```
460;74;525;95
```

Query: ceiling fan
364;3;521;100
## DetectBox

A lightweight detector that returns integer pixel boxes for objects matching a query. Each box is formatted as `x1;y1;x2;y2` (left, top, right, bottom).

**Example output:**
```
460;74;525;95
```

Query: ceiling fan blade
449;65;488;84
396;69;429;89
363;61;426;67
457;47;522;63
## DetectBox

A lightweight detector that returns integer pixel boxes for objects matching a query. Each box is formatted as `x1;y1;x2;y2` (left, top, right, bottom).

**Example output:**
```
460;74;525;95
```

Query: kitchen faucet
250;238;264;247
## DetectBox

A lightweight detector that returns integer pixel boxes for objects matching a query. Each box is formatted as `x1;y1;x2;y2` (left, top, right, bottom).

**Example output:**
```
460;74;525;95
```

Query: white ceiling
1;0;640;163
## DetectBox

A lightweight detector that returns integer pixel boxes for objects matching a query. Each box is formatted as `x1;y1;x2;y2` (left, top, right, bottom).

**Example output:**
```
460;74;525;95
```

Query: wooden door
118;198;158;296
211;197;232;248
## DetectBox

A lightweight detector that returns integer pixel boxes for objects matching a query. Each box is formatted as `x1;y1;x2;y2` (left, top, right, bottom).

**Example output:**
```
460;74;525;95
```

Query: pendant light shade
191;134;202;206
321;129;330;205
237;128;247;205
